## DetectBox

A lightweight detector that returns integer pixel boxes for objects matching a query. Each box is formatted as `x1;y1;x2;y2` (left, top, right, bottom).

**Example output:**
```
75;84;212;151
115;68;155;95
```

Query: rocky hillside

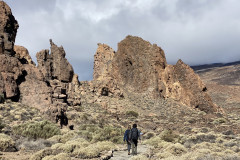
195;62;240;115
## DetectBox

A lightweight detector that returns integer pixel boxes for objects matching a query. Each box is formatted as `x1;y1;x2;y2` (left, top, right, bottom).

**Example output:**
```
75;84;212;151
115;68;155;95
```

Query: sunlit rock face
93;35;221;113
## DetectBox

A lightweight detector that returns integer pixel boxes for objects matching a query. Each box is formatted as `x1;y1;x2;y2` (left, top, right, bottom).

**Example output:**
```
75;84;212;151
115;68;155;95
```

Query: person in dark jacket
56;108;68;129
129;123;141;155
123;125;131;155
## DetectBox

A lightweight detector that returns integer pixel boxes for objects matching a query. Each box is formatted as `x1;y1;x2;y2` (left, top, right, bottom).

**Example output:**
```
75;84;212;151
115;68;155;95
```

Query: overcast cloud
5;0;240;80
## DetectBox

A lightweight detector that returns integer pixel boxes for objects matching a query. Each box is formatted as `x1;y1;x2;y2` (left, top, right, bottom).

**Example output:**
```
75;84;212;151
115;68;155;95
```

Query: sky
5;0;240;81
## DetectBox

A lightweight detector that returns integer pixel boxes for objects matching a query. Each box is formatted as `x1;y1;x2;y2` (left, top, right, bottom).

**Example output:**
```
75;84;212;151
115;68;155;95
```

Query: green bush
13;120;60;139
213;118;227;124
73;141;117;159
160;129;179;142
126;111;139;118
79;124;123;144
0;133;15;151
145;132;156;139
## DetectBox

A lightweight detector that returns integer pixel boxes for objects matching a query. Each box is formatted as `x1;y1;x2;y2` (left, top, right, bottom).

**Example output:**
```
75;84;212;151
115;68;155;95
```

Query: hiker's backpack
130;128;139;140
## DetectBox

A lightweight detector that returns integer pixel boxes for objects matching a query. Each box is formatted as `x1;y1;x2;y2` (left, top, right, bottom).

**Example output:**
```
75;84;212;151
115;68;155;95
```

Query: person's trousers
131;139;138;155
127;141;131;153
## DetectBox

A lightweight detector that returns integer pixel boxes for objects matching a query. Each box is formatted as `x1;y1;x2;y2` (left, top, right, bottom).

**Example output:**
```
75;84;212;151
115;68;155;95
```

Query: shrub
160;130;179;142
42;153;71;160
0;119;5;132
30;148;53;160
13;120;60;139
79;124;123;143
145;132;156;139
0;133;16;152
73;141;117;159
48;130;78;143
144;136;162;147
165;143;187;156
213;118;227;124
126;111;139;118
51;138;89;153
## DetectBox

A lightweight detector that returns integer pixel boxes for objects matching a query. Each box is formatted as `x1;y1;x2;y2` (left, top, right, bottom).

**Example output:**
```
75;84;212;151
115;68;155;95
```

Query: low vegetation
13;120;60;139
126;110;139;118
144;128;240;160
0;119;5;132
0;133;15;152
78;124;123;144
31;130;118;159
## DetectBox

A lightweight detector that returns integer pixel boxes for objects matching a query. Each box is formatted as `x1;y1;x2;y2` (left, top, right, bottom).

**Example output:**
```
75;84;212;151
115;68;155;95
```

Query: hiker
129;123;141;155
123;125;131;155
56;108;68;129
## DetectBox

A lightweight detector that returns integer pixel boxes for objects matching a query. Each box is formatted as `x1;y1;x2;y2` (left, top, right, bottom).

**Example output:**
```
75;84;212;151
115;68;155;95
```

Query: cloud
5;0;240;80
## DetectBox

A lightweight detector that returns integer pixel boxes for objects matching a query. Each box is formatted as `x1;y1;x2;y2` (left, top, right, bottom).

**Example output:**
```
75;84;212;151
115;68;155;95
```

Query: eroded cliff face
93;35;221;113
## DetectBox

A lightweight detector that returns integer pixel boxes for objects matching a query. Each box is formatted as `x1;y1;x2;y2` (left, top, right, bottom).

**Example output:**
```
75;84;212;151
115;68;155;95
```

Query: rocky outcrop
93;35;221;113
36;40;80;112
0;1;18;56
0;1;80;113
37;40;74;82
14;45;35;65
93;43;115;81
0;2;24;100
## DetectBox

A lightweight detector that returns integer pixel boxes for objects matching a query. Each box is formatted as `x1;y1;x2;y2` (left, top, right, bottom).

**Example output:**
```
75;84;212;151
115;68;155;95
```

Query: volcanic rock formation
93;36;221;113
0;1;18;56
0;1;23;100
0;1;80;114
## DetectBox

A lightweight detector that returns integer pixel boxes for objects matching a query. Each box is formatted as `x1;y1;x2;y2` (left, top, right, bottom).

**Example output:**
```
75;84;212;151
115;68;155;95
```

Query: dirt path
111;144;150;160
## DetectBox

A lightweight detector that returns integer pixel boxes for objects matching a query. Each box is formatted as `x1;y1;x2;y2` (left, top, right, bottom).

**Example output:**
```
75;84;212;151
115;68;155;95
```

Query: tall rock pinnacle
0;1;18;56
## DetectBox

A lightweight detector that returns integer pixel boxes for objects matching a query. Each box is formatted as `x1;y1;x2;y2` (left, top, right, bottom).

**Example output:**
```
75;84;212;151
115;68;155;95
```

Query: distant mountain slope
194;61;240;115
191;61;240;71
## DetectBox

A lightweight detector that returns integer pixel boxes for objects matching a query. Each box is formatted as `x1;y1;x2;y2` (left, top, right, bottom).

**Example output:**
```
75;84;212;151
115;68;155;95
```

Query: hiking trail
110;144;150;160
